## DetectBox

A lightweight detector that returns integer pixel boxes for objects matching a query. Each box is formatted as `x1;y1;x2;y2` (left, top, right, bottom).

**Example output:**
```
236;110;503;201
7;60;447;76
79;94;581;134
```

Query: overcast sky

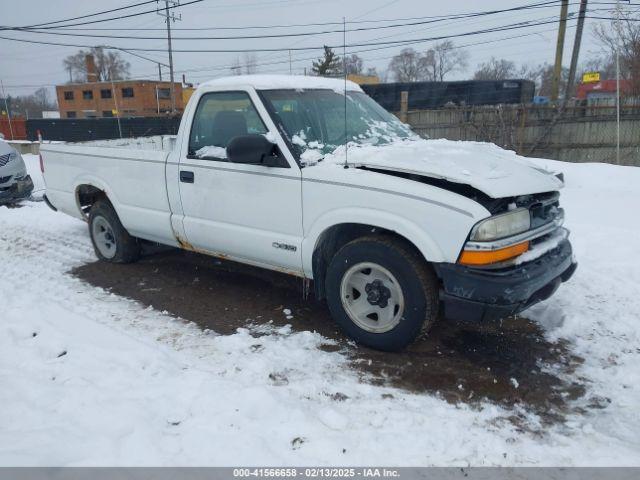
0;0;628;97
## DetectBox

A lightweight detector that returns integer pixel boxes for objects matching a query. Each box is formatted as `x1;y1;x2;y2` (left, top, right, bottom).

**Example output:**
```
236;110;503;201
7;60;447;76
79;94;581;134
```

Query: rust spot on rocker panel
173;234;303;277
175;234;195;252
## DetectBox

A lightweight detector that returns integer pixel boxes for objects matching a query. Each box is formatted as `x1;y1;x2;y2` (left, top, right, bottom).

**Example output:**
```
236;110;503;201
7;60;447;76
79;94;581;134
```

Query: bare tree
62;47;130;82
344;54;364;75
473;57;517;80
519;63;569;97
388;48;425;82
5;88;57;119
311;46;342;77
592;11;640;94
422;41;469;81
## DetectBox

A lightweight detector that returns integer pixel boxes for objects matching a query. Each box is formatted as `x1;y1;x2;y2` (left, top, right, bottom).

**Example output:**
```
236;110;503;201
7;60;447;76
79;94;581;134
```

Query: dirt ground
73;247;587;427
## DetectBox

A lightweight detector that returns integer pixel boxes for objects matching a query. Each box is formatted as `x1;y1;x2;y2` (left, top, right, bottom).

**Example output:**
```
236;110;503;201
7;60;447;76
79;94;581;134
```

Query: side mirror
227;134;280;167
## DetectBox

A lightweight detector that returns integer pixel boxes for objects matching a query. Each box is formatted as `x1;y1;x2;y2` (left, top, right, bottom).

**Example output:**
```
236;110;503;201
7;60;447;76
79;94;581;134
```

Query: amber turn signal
458;241;529;266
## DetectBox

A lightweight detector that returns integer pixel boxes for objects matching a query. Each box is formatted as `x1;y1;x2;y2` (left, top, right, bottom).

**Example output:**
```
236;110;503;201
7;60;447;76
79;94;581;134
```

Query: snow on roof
199;74;363;92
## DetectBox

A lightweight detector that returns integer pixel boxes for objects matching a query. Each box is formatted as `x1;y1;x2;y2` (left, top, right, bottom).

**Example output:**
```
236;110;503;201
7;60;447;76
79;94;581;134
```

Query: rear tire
325;235;439;351
88;200;140;263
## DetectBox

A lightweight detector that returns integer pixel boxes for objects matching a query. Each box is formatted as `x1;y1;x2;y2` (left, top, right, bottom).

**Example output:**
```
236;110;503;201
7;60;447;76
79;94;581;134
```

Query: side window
188;91;267;161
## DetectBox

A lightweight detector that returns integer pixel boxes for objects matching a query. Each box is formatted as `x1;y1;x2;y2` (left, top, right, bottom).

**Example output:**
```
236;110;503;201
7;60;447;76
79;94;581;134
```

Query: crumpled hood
320;138;563;199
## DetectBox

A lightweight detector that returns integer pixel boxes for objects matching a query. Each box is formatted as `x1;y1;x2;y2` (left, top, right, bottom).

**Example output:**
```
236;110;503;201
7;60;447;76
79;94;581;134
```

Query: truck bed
41;136;177;246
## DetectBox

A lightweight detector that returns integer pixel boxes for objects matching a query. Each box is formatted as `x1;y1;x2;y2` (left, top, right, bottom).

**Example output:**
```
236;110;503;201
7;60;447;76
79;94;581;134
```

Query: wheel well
311;223;425;300
76;184;108;218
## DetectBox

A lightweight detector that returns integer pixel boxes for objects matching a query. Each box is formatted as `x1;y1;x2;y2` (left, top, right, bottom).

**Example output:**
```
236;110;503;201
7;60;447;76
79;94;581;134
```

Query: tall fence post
399;91;409;123
518;105;527;154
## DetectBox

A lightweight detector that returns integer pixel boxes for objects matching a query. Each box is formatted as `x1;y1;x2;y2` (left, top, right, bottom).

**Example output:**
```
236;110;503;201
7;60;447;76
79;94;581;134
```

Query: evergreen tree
311;46;343;77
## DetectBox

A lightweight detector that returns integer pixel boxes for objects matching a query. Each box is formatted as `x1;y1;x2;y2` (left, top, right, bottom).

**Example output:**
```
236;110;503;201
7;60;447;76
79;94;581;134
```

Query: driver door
177;90;304;274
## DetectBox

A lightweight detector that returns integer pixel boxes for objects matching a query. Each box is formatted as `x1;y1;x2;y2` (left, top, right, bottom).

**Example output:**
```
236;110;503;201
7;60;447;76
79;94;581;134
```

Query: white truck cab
41;75;576;351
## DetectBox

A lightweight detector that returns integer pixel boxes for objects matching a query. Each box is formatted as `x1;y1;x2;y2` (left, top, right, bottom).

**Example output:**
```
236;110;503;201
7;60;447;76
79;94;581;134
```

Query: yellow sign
582;72;600;83
112;109;118;115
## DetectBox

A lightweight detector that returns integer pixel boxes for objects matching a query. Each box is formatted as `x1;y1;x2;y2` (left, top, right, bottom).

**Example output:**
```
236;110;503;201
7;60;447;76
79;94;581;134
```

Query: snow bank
525;159;640;459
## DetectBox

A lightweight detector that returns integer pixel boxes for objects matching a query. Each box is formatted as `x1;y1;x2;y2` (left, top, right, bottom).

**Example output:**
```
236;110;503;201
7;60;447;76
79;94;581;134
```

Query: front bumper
433;238;577;322
0;175;34;204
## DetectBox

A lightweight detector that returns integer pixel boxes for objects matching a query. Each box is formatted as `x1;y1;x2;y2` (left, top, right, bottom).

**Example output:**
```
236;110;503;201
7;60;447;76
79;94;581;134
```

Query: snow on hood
315;138;563;199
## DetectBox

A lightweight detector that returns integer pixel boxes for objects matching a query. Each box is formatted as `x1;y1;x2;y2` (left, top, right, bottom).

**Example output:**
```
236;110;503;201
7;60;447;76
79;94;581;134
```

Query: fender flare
73;174;121;219
301;207;446;278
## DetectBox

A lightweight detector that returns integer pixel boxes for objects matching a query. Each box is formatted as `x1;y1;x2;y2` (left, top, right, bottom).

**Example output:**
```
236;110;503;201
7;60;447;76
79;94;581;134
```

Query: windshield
260;89;416;165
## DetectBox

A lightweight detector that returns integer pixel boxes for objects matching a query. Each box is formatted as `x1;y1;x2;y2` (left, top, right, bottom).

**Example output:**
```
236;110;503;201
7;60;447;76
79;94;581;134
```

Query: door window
188;91;267;160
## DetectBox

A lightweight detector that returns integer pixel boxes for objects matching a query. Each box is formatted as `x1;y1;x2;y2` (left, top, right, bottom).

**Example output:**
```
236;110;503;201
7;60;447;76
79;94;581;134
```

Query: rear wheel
325;236;439;351
88;200;140;263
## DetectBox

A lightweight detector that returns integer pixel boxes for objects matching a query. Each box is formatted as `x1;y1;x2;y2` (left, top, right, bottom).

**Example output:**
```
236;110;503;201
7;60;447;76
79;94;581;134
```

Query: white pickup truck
42;74;576;351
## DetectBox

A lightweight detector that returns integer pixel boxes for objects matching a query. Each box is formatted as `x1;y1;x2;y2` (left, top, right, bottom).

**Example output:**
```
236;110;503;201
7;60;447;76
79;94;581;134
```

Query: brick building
56;79;184;119
56;54;184;118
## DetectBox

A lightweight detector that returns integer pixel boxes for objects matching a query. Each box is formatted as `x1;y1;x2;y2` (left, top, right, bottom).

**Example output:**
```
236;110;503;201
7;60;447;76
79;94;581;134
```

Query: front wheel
325;236;439;351
88;200;140;263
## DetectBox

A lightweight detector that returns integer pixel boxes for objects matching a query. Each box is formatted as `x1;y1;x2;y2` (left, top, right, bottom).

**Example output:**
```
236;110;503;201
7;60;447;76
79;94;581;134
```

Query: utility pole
158;63;163;81
0;79;14;140
551;0;569;102
615;0;622;164
111;80;123;139
158;1;181;115
565;0;588;103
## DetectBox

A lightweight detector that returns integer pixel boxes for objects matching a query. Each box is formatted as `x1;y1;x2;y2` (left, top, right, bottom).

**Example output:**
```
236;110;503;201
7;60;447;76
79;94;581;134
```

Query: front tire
88;200;140;263
325;236;439;351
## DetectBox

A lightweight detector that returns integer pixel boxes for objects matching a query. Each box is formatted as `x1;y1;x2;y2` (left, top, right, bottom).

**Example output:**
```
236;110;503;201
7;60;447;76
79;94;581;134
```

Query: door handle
180;170;194;183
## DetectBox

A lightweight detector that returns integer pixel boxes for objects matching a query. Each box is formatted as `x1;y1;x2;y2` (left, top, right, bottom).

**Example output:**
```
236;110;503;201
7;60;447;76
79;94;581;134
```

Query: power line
0;23;581;91
18;0;626;31
4;1;568;40
20;0;159;29
119;48;170;67
0;15;592;53
2;1;630;91
9;1;632;32
135;22;581;79
0;0;204;31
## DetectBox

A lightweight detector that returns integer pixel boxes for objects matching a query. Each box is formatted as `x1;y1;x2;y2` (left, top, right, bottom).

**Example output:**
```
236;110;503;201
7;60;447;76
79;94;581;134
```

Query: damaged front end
433;190;577;322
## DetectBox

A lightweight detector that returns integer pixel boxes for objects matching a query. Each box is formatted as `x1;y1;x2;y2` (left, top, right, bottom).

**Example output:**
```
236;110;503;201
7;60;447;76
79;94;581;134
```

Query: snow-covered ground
1;153;639;466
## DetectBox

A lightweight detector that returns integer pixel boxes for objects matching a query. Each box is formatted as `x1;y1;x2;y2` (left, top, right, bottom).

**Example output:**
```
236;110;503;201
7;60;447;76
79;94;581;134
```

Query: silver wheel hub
92;215;117;259
340;262;405;334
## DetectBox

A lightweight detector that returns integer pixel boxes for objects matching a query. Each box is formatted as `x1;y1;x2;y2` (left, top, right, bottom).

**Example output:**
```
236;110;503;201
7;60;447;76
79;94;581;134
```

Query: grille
0;153;11;167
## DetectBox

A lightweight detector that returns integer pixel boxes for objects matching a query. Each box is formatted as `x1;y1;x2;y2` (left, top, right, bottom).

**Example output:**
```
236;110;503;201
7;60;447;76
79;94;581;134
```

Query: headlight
9;150;20;161
470;208;530;241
